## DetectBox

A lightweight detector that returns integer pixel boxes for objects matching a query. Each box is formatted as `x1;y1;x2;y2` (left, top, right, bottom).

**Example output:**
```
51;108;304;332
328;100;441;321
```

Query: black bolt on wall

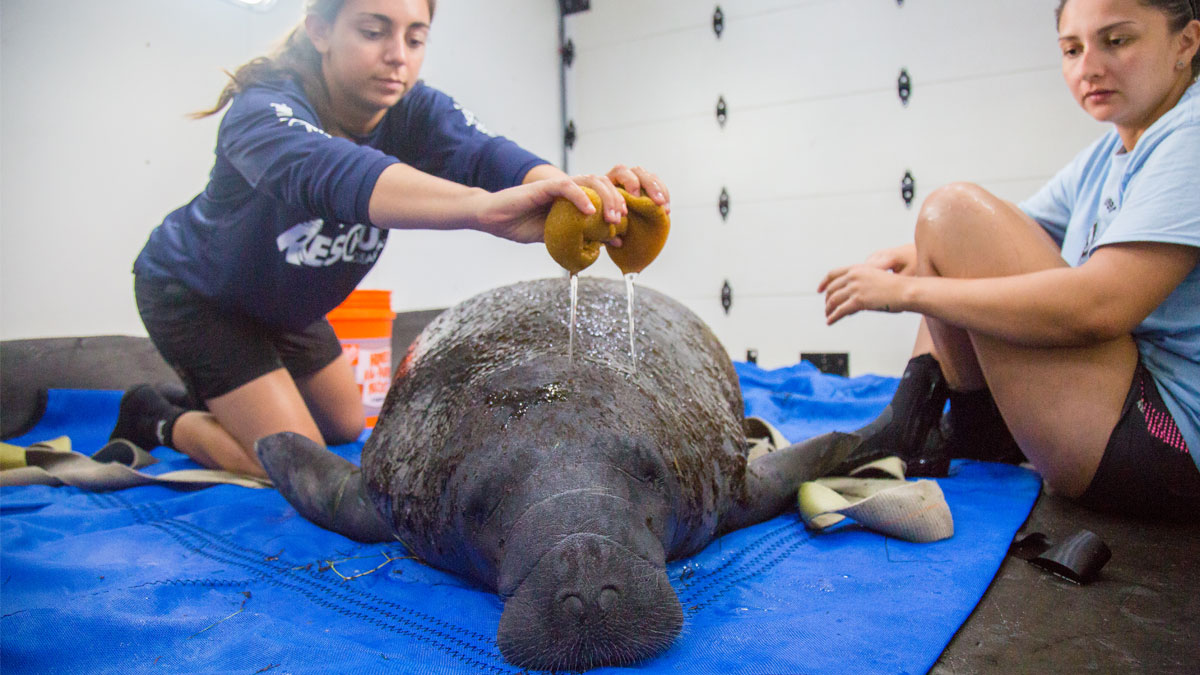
564;120;577;149
561;39;575;67
719;187;730;221
721;280;733;314
716;95;728;127
901;170;916;208
746;349;758;364
898;68;912;106
713;6;724;38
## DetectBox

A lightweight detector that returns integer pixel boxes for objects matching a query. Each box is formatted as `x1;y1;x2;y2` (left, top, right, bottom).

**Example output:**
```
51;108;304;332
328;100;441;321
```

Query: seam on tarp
105;492;517;673
678;525;813;613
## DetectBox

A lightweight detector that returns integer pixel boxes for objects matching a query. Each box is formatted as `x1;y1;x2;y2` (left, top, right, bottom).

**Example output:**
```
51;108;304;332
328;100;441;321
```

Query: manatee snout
497;533;683;671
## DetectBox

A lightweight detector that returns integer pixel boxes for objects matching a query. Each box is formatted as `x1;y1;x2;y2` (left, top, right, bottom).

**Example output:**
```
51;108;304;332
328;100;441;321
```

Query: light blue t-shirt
1021;80;1200;470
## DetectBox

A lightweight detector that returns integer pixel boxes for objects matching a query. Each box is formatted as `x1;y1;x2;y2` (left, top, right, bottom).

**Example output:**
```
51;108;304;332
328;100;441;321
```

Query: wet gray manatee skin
256;277;857;671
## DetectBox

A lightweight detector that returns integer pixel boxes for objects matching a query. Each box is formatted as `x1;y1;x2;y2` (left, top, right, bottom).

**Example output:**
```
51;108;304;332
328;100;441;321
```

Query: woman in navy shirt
113;0;671;478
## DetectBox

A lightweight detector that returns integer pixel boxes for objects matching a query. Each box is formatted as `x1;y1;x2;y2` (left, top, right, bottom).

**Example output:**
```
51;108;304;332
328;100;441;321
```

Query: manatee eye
463;492;488;526
613;440;669;491
638;452;667;489
461;472;501;527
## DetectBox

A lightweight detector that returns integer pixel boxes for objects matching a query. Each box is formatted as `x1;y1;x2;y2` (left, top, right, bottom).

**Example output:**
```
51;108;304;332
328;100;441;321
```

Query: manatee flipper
255;431;393;543
719;431;862;534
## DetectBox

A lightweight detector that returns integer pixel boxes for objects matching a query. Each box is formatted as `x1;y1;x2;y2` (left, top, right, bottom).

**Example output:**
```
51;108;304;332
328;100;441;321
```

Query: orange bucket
327;289;396;428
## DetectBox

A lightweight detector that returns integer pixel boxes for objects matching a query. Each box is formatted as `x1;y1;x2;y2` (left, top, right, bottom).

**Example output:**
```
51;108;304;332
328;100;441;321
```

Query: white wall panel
580;202;725;302
2;0;268;341
570;22;716;134
569;114;727;209
681;293;923;376
572;55;1104;208
565;0;1108;376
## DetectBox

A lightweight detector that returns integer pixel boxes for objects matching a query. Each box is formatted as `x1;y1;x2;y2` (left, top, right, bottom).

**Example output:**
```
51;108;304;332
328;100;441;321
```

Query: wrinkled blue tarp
1;361;1040;674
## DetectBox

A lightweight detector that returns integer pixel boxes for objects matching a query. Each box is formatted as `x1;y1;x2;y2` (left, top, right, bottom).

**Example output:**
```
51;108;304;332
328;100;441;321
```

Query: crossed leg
912;183;1138;498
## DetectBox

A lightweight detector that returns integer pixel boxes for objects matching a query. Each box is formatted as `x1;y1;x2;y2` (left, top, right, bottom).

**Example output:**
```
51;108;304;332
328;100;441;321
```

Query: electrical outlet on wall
801;352;849;377
559;0;590;15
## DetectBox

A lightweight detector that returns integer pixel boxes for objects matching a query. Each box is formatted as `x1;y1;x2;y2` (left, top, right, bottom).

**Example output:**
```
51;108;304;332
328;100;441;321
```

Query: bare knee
915;183;994;249
915;182;1039;278
318;407;366;445
295;355;368;445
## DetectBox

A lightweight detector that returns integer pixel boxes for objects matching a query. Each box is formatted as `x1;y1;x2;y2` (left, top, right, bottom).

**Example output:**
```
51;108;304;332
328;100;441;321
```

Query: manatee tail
719;431;863;535
255;431;393;543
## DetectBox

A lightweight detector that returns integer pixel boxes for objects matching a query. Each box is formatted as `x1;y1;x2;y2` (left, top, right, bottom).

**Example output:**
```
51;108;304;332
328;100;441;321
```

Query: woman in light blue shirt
820;0;1200;518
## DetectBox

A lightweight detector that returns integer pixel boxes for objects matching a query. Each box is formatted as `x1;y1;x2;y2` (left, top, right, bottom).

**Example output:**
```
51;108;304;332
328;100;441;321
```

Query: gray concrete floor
933;487;1199;674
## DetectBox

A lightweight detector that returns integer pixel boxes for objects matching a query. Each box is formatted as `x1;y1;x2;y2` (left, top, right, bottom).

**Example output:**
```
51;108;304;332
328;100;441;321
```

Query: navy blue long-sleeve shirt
134;77;548;330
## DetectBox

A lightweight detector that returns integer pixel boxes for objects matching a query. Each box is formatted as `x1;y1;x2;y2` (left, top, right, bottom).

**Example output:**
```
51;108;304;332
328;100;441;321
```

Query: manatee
256;277;861;671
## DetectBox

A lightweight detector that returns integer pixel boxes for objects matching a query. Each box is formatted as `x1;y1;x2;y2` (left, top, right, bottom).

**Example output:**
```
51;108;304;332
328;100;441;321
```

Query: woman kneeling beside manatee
109;0;671;479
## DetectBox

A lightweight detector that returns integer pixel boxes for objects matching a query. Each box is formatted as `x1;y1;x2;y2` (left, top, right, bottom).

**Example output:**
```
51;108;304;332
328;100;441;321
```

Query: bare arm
367;163;490;230
823;242;1198;347
366;163;593;243
522;163;569;183
365;161;672;245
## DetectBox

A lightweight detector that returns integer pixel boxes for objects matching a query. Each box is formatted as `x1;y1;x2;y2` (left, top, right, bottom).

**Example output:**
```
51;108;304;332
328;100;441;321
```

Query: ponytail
191;23;325;119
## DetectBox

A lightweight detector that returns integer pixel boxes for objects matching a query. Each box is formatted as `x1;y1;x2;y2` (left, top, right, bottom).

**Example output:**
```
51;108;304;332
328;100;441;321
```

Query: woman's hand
602;165;671;248
818;244;918;324
819;264;910;325
521;164;671;247
570;172;628;227
606;164;671;213
861;243;917;275
476;177;595;244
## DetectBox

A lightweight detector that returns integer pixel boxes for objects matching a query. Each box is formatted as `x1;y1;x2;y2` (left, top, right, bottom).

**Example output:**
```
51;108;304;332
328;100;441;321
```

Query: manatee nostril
561;593;584;617
598;585;620;613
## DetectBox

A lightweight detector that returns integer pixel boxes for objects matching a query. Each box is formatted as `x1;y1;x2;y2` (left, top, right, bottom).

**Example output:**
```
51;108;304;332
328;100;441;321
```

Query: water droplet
568;274;579;364
624;272;638;370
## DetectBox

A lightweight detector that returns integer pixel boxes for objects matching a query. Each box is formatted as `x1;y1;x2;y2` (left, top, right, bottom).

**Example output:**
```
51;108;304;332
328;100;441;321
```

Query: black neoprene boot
109;384;187;450
939;388;1026;464
157;381;206;412
838;353;951;476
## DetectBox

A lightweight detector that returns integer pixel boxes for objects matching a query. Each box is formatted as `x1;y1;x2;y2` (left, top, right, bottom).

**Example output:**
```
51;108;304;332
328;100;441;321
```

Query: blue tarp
1;362;1041;674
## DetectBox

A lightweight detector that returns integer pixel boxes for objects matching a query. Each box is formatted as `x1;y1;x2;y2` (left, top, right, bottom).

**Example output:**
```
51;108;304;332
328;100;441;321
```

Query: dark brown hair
193;0;437;120
1056;0;1200;79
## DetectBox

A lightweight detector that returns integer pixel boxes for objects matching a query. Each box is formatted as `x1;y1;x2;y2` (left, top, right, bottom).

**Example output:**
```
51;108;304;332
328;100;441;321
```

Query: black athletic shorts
134;275;344;402
1078;361;1200;520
